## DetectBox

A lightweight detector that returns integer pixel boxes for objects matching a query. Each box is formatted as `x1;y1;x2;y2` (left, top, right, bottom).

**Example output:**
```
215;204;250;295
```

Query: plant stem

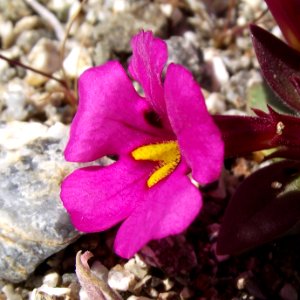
0;53;77;107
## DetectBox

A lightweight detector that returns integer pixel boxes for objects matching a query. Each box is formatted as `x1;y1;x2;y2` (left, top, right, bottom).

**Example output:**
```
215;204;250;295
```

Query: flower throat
132;141;180;188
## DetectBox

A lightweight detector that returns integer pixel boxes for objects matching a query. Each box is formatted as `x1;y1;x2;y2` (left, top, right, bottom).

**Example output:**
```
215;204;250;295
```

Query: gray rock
222;70;259;110
0;121;80;282
166;33;204;82
91;1;168;59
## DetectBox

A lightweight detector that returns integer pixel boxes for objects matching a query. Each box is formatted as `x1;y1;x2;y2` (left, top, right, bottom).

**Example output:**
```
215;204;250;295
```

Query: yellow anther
132;141;180;188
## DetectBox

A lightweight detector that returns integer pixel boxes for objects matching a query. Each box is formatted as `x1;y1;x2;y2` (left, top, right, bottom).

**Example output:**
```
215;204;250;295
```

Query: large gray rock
0;121;79;282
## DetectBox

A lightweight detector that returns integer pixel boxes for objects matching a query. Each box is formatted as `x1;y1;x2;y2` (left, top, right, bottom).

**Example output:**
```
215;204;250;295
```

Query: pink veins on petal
60;31;224;258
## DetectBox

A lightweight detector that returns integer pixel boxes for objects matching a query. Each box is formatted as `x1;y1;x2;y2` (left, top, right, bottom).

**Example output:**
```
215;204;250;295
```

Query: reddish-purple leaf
213;112;274;158
250;24;300;113
217;160;300;255
265;0;300;51
214;106;300;159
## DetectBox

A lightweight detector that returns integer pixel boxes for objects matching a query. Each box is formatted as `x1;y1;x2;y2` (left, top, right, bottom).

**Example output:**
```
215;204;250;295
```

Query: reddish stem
0;53;77;107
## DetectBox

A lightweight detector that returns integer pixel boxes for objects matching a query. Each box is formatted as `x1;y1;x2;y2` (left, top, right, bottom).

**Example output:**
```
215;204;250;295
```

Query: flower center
132;141;181;188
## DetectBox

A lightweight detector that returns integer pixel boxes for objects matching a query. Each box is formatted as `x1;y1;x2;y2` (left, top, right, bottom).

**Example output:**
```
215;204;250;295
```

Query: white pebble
124;255;148;280
108;267;136;292
160;4;173;17
2;284;23;300
0;21;14;49
0;122;47;150
205;92;226;114
63;46;92;78
47;122;69;140
42;272;60;287
212;55;229;85
25;38;61;86
113;0;128;12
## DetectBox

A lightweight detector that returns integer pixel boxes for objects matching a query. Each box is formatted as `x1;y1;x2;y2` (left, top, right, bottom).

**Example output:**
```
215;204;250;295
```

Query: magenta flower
60;31;224;258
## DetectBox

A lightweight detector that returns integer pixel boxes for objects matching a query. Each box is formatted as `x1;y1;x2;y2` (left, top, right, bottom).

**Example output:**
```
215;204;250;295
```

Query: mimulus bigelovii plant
60;31;224;258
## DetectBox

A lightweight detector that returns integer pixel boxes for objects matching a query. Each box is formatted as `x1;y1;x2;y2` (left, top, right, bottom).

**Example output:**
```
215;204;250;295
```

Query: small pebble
237;277;246;290
63;46;92;78
124;255;149;280
205;92;226;114
25;38;61;86
0;21;14;49
2;284;23;300
42;272;60;288
14;16;40;37
162;278;174;292
108;265;136;292
158;291;179;300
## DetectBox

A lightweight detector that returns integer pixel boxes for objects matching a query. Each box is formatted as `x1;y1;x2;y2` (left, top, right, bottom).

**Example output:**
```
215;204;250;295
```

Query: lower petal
114;163;202;258
60;158;153;232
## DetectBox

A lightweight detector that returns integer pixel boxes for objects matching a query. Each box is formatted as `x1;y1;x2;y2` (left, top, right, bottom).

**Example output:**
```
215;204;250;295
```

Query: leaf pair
217;24;300;255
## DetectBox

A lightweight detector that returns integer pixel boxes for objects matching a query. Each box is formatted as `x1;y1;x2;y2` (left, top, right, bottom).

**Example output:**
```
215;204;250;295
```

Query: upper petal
114;162;202;258
60;157;154;232
128;31;168;116
164;63;224;184
65;61;162;162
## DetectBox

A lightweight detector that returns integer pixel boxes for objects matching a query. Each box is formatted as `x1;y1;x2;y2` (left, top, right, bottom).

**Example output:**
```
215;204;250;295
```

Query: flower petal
114;163;202;258
60;158;153;232
65;61;161;162
128;31;168;116
164;63;224;184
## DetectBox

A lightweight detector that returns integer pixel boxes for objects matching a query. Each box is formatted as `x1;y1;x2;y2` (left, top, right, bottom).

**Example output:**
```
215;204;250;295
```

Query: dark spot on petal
107;155;118;161
144;110;163;128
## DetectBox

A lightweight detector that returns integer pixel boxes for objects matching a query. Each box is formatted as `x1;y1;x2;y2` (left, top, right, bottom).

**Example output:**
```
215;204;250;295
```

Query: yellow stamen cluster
132;141;180;188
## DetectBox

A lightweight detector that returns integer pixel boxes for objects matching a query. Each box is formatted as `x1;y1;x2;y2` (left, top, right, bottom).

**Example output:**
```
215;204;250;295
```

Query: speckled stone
0;121;80;282
166;33;204;82
91;1;168;59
